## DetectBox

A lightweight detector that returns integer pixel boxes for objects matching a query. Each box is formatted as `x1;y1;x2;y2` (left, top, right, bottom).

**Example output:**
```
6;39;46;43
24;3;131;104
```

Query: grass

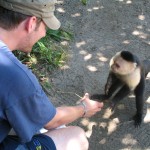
81;0;88;5
14;28;73;90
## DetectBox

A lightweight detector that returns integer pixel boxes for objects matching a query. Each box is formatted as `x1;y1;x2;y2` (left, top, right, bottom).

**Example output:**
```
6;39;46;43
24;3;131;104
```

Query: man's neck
0;27;24;51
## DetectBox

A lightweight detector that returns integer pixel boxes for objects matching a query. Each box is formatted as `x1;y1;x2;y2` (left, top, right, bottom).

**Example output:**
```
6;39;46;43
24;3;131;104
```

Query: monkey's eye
115;63;120;68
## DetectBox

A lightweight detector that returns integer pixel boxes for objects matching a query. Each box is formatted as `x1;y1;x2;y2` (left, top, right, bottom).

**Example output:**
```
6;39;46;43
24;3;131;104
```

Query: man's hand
80;93;103;117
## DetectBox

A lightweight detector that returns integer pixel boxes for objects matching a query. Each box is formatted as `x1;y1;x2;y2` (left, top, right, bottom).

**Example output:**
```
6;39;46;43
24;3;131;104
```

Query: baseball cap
0;0;61;30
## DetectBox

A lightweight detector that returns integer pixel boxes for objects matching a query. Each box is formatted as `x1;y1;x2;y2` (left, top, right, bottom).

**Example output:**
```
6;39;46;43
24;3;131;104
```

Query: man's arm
44;93;103;129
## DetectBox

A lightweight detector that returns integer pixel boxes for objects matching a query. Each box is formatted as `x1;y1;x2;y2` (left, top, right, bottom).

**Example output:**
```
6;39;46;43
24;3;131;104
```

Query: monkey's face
110;54;137;75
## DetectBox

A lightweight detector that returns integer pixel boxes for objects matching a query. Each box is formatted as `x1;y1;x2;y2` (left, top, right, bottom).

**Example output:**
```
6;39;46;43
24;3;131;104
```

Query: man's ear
25;16;37;33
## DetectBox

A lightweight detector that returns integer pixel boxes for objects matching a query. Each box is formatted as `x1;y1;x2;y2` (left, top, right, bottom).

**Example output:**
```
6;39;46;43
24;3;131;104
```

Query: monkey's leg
133;78;145;127
110;85;130;111
133;94;144;127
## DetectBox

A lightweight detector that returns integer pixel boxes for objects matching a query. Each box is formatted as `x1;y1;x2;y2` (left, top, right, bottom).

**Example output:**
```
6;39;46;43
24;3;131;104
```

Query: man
0;0;103;149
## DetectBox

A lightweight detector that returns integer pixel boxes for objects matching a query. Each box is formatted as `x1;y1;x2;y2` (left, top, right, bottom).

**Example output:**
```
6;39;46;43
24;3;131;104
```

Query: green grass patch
14;28;72;70
81;0;88;5
47;29;73;42
14;28;73;90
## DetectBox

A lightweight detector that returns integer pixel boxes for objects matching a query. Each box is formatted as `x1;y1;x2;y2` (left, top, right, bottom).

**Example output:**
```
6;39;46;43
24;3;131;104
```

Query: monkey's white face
110;52;137;75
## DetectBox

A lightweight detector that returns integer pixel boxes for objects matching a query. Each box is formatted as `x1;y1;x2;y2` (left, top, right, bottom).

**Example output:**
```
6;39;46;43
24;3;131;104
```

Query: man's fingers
82;93;89;100
99;102;104;108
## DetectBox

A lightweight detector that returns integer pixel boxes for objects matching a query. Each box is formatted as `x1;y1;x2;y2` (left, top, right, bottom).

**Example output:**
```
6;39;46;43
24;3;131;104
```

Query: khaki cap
0;0;61;30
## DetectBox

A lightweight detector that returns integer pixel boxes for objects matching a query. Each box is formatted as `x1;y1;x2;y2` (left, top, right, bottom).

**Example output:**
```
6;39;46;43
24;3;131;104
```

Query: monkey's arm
90;72;121;101
133;76;145;127
105;72;124;99
105;72;117;95
90;72;115;100
110;85;130;111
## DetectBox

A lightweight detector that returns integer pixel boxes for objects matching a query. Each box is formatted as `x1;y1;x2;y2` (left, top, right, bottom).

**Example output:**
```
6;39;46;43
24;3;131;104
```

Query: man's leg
45;126;89;150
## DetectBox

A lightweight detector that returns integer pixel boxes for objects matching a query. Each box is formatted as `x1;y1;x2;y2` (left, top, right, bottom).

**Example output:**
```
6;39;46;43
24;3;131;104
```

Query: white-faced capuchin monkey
91;51;150;127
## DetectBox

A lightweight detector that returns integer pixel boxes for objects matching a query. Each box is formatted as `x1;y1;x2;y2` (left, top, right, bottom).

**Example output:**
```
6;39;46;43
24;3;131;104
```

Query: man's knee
45;126;89;150
70;126;89;150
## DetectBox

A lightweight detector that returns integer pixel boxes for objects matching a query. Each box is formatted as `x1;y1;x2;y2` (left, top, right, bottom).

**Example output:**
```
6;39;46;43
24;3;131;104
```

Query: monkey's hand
133;113;142;127
90;94;108;101
105;87;109;95
109;101;117;112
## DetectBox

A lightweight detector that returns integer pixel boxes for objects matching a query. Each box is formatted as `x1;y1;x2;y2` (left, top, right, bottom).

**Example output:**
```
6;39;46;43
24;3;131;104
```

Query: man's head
0;0;61;52
0;0;60;30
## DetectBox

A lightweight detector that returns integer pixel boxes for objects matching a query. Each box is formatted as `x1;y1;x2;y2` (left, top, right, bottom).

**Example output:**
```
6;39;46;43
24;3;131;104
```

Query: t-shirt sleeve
5;88;56;143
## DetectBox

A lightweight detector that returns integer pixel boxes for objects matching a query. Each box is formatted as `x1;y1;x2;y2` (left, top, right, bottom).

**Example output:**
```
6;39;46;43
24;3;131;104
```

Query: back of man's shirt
0;41;56;143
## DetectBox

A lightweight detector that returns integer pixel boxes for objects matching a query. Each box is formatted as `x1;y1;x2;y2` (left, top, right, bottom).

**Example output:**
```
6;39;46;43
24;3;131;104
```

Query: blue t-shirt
0;41;56;143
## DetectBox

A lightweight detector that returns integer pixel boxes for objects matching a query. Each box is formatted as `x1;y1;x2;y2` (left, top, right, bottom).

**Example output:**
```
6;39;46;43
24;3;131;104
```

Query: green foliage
81;0;88;5
32;38;67;70
15;28;72;71
47;29;73;42
14;28;72;89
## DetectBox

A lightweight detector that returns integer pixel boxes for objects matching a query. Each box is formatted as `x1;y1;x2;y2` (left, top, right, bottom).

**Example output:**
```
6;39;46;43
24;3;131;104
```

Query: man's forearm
45;105;84;129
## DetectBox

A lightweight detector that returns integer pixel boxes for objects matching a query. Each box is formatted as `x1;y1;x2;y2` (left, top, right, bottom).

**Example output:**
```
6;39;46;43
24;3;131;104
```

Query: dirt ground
48;0;150;149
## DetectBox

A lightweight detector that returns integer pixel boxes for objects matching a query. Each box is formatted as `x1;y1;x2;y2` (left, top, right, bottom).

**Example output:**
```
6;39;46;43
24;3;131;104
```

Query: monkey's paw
90;94;108;101
109;101;116;112
133;114;142;128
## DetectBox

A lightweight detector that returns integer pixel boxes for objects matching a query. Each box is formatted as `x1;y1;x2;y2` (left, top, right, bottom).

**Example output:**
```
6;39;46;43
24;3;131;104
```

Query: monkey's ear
109;58;114;67
133;62;137;68
109;51;121;66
